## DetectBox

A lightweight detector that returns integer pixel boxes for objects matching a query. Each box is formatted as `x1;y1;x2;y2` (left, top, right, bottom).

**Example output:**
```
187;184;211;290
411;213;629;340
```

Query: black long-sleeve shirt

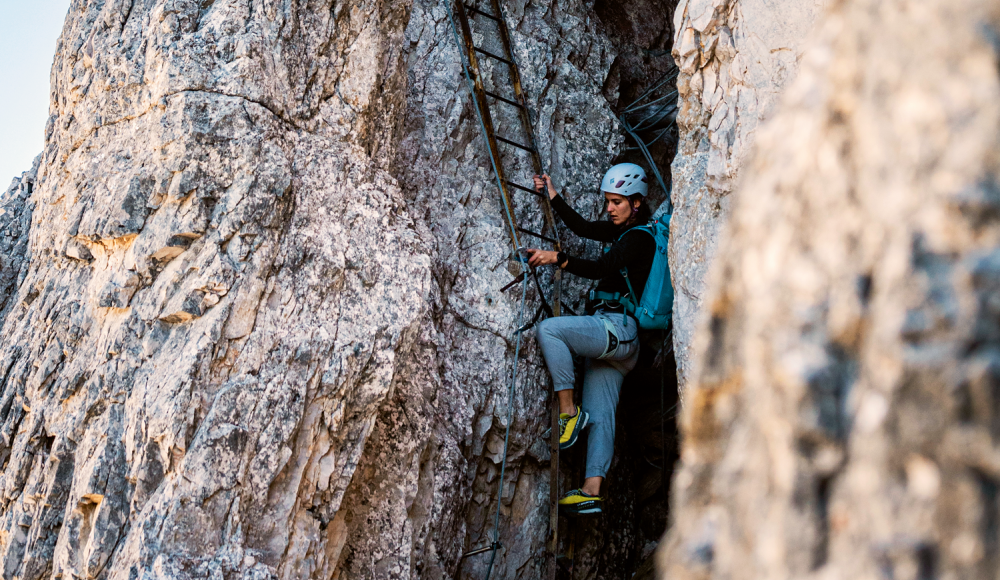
551;195;655;307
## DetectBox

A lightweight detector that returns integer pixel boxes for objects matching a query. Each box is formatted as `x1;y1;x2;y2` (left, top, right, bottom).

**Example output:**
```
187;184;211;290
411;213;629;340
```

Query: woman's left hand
526;248;559;267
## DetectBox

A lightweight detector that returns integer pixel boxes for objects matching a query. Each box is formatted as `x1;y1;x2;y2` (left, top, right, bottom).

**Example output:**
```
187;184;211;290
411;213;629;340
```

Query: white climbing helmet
601;163;648;197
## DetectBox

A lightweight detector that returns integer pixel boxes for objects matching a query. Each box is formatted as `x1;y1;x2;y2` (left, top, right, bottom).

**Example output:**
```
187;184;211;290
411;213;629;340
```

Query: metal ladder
446;0;567;576
451;0;564;275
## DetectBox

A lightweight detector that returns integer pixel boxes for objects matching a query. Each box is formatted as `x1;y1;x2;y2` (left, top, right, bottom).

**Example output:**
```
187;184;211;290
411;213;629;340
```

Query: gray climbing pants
536;311;640;479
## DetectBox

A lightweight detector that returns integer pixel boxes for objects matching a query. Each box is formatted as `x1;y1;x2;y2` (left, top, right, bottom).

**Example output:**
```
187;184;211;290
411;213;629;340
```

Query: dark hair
626;194;651;226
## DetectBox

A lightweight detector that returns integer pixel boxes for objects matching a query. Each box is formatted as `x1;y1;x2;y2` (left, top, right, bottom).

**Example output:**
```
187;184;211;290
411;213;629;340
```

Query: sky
0;0;70;186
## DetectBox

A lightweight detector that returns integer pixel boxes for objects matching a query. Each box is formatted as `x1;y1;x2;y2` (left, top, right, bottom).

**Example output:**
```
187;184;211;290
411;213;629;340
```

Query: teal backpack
591;215;674;329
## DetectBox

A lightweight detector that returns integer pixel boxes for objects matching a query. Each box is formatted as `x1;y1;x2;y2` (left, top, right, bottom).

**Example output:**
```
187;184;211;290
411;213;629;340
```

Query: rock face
0;1;677;579
11;0;999;577
0;157;38;324
662;0;1000;578
668;0;828;387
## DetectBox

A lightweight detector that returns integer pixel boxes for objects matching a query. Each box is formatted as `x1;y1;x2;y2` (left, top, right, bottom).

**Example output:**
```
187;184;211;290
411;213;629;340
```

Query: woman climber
526;163;656;517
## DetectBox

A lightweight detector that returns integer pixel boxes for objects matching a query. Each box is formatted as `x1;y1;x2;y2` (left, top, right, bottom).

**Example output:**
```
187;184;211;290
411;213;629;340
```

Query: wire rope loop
615;65;680;216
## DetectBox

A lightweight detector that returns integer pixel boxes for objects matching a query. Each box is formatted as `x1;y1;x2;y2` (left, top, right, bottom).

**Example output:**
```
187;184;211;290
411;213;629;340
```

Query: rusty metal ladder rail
446;0;566;577
451;1;565;273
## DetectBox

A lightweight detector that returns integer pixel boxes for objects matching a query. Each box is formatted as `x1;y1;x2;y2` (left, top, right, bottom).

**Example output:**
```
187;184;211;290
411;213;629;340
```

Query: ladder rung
485;91;525;109
518;227;556;244
496;136;535;152
465;4;501;21
475;47;515;66
463;543;500;558
505;180;543;197
500;273;526;293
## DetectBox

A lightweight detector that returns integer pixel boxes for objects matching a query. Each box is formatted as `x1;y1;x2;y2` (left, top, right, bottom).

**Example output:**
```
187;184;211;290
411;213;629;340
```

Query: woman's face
604;192;637;226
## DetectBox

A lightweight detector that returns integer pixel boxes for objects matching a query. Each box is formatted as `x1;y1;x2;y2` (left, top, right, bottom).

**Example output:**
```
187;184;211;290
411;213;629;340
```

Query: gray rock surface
0;0;675;578
0;156;39;325
661;0;1000;577
668;0;828;388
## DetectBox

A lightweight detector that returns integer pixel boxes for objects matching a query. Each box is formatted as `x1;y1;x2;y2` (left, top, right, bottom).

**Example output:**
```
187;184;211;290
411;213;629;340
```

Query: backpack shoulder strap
617;222;659;309
616;224;654;243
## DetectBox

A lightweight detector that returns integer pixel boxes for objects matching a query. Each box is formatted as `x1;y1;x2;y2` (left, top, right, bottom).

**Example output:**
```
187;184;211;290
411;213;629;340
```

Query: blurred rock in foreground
662;0;1000;578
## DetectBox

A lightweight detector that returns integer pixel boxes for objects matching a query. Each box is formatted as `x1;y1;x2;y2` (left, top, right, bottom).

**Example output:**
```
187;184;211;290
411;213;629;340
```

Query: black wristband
557;251;569;267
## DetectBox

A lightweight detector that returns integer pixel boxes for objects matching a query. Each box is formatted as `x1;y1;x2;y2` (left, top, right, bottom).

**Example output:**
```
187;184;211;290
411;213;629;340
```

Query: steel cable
444;1;543;576
484;269;530;579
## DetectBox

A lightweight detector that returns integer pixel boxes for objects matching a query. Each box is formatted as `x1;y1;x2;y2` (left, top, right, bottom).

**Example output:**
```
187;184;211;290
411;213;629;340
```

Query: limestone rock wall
662;0;1000;578
0;2;433;579
668;0;828;387
0;0;674;579
0;157;38;325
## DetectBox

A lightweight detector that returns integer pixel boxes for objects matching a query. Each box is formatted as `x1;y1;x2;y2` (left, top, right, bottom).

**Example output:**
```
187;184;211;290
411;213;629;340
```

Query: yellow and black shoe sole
559;497;602;516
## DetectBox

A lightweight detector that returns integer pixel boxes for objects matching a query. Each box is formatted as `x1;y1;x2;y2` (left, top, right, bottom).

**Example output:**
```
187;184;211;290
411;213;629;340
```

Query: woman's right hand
533;174;558;200
526;248;560;267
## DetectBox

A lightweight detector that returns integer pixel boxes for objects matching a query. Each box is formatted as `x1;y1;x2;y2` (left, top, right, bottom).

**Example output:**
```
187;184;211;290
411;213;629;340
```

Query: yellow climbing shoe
558;488;603;516
558;406;589;450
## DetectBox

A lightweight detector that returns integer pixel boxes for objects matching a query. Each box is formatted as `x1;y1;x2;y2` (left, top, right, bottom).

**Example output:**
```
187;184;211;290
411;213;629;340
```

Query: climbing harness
595;316;638;360
598;318;622;360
